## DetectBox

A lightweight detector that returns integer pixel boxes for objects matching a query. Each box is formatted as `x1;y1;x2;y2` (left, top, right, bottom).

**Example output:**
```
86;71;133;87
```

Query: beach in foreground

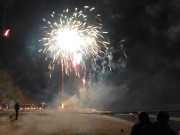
0;110;133;135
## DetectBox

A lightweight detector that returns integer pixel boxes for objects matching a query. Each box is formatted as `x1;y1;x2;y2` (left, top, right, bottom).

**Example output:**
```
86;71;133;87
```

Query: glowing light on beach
62;102;64;109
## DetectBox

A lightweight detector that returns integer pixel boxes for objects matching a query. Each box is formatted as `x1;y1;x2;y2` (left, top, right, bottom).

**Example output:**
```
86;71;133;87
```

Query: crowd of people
130;111;177;135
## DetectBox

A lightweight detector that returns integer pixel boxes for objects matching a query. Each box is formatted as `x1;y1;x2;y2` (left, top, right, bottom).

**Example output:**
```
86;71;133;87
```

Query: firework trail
4;29;10;38
40;6;110;108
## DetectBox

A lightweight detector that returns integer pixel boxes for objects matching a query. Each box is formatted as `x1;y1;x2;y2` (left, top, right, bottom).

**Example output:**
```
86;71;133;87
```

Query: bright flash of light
40;6;110;76
4;29;10;38
56;29;82;52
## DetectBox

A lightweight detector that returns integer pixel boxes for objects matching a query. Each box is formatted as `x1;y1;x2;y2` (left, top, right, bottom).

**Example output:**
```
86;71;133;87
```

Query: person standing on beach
15;102;19;120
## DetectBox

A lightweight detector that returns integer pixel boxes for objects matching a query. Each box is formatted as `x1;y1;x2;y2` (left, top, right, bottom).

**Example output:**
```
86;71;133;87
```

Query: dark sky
0;0;180;108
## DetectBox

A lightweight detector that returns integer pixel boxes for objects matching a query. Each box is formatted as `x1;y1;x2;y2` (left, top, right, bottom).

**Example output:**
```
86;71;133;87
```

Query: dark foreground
105;111;180;134
0;109;133;135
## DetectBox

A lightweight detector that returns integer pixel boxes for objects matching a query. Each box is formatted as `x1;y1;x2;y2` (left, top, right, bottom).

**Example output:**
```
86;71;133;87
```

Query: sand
0;110;133;135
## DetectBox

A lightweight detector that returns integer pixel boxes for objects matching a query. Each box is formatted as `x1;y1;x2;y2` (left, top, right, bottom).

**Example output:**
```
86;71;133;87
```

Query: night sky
0;0;180;109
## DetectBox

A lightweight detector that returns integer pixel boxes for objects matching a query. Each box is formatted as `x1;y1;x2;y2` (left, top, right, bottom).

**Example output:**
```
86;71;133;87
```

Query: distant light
4;29;10;38
82;78;86;85
62;102;64;109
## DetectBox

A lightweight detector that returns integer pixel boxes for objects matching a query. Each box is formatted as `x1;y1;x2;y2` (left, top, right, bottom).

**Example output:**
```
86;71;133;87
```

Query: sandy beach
0;110;133;135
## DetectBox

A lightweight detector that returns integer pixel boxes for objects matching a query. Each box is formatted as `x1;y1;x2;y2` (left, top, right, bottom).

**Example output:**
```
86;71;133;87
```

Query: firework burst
41;6;109;76
40;6;110;108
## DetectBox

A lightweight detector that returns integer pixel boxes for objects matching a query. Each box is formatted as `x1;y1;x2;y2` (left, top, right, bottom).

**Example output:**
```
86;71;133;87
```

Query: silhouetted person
154;111;176;135
130;111;157;135
15;102;19;120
